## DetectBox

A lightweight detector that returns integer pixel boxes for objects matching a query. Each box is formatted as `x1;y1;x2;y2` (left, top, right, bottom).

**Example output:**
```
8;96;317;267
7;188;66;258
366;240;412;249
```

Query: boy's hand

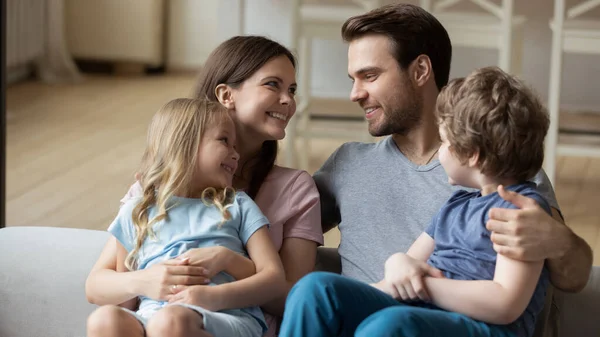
384;253;444;302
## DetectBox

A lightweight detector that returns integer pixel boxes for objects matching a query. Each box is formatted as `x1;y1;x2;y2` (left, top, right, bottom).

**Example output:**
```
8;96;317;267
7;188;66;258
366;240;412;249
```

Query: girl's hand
169;285;221;311
384;253;444;302
136;258;210;301
178;246;233;278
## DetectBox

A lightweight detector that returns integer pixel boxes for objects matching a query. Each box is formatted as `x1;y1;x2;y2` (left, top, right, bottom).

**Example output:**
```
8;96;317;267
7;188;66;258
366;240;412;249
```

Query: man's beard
369;95;423;137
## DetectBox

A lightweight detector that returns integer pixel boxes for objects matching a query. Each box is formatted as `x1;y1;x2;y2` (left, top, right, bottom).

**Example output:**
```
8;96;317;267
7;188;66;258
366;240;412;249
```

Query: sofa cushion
0;226;109;337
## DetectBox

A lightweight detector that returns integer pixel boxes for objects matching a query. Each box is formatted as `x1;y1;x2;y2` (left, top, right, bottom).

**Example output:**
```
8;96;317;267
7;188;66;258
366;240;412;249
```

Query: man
284;3;591;335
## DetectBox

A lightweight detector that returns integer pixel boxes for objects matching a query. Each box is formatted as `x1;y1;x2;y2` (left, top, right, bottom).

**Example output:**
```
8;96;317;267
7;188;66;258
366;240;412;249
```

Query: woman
86;36;323;337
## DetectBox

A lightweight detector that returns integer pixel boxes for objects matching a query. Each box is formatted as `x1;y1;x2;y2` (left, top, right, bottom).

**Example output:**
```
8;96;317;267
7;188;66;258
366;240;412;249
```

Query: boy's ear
215;84;235;109
468;150;480;168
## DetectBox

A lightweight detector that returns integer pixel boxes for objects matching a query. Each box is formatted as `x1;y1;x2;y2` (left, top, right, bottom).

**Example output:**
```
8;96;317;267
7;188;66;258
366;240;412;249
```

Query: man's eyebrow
348;66;382;79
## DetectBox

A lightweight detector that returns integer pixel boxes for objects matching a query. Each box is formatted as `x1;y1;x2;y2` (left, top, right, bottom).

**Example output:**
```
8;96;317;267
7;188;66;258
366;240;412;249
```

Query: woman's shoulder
264;165;316;190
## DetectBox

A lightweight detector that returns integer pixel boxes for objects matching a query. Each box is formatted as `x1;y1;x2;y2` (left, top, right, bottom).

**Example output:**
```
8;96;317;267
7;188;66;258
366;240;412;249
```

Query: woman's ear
215;84;235;109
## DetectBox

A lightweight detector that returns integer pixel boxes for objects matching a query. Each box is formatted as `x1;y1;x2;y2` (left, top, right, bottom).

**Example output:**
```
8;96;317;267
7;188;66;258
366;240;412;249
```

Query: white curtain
37;0;82;84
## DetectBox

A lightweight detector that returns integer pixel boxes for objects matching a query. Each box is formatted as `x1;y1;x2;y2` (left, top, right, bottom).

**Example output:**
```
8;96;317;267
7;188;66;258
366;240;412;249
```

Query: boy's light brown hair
435;66;549;182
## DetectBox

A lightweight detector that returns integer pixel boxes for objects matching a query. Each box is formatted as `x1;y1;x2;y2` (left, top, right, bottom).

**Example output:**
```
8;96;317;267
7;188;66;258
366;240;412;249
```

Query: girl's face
194;116;240;190
230;55;297;142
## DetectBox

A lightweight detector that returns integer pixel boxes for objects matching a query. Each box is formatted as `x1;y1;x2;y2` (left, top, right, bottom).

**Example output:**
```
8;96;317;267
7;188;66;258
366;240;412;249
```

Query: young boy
279;66;552;337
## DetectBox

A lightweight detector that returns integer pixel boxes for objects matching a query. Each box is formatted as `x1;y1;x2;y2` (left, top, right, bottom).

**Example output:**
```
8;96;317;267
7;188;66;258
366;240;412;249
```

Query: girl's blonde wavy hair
125;98;235;270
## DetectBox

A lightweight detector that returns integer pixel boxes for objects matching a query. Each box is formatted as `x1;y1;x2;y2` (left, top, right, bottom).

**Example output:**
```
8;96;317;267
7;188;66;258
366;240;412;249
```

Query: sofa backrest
0;226;109;337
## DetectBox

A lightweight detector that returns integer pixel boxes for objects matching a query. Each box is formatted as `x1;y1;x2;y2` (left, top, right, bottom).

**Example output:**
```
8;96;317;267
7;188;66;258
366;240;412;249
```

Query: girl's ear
215;84;235;109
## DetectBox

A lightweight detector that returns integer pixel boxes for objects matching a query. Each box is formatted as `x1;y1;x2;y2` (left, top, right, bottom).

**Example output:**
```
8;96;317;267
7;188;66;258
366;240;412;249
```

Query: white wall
167;0;221;70
215;0;600;111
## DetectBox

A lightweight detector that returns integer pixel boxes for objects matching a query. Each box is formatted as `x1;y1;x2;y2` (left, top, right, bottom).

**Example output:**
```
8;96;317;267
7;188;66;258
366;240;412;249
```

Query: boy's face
438;125;477;188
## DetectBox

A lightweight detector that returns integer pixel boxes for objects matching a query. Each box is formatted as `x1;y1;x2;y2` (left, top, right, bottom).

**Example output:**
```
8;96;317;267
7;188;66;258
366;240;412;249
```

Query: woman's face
230;55;297;142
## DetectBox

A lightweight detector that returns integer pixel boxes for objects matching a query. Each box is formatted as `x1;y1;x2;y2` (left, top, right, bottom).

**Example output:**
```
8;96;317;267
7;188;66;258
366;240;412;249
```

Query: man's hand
383;253;444;302
487;185;573;261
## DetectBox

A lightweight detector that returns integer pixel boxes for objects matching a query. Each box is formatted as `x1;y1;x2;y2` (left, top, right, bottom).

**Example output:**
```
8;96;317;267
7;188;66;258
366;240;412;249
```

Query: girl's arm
201;227;286;311
85;236;209;305
260;237;318;317
424;254;544;325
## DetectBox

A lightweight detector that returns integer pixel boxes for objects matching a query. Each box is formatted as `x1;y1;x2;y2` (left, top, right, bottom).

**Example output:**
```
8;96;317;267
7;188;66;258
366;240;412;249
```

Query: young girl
87;98;285;337
279;67;552;337
86;35;323;337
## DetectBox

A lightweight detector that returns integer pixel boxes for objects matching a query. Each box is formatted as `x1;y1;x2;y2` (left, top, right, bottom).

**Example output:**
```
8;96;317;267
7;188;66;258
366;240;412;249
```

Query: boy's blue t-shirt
108;191;269;330
425;182;552;337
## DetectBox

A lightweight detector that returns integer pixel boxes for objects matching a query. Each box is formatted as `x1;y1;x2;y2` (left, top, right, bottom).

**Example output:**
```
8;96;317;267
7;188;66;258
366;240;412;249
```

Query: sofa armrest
315;247;342;274
556;265;600;337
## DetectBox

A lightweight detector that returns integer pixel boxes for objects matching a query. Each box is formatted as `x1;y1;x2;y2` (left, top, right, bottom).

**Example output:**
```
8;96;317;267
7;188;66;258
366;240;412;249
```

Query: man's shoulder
335;138;387;159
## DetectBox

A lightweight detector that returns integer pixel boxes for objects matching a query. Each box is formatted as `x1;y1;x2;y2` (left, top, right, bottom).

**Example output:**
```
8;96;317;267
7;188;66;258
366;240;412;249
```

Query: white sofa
1;226;598;337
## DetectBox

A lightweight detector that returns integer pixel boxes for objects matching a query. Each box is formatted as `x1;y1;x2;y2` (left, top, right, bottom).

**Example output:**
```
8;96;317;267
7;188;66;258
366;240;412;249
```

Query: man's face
347;35;422;137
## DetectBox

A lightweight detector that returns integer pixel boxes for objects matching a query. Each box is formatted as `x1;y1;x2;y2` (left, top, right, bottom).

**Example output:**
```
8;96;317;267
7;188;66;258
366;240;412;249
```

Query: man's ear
215;84;235;109
411;54;433;87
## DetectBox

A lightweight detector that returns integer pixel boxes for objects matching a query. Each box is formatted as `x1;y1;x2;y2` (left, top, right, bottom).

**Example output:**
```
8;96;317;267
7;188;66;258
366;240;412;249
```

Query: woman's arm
424;253;544;325
191;227;286;311
179;246;256;281
85;236;209;305
85;237;141;305
260;237;318;317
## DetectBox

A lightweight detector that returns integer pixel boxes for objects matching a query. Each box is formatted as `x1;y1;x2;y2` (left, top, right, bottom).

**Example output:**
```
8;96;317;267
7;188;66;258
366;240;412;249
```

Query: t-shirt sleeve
107;199;138;252
529;169;560;215
313;145;343;231
283;171;324;245
237;193;270;245
425;190;468;239
120;181;143;206
424;213;439;239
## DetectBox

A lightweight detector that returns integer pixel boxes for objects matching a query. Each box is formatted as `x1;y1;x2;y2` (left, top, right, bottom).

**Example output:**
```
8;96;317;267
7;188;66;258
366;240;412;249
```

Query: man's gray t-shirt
313;136;559;284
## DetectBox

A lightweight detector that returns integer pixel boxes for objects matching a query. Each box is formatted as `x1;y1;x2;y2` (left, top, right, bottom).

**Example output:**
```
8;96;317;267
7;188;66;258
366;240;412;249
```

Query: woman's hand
178;246;233;279
169;285;221;311
135;258;210;301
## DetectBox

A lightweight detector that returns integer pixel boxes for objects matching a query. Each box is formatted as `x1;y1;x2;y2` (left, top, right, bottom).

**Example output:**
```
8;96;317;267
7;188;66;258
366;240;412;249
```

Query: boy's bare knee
147;305;204;337
87;305;141;336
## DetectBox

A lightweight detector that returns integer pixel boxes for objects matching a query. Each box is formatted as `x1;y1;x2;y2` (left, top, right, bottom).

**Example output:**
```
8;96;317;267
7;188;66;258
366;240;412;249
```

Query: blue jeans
279;272;516;337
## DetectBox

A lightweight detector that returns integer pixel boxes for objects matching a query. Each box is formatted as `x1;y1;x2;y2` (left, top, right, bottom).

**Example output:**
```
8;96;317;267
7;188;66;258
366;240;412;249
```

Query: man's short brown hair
341;3;452;90
436;66;549;182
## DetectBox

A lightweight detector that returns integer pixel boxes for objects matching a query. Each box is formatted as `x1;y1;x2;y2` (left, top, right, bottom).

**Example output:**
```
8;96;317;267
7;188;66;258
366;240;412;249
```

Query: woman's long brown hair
192;35;296;199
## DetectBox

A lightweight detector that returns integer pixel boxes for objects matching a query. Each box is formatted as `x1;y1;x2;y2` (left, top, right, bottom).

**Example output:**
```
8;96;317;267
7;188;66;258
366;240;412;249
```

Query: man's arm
487;186;592;293
544;208;592;292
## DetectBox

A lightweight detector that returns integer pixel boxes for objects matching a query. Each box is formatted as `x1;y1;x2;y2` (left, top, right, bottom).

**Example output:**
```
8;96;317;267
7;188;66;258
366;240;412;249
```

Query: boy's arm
373;233;442;301
488;186;592;292
424;253;545;325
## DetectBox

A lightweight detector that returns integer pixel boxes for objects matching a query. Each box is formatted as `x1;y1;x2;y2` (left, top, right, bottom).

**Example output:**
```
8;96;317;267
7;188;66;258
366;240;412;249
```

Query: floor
6;74;600;265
